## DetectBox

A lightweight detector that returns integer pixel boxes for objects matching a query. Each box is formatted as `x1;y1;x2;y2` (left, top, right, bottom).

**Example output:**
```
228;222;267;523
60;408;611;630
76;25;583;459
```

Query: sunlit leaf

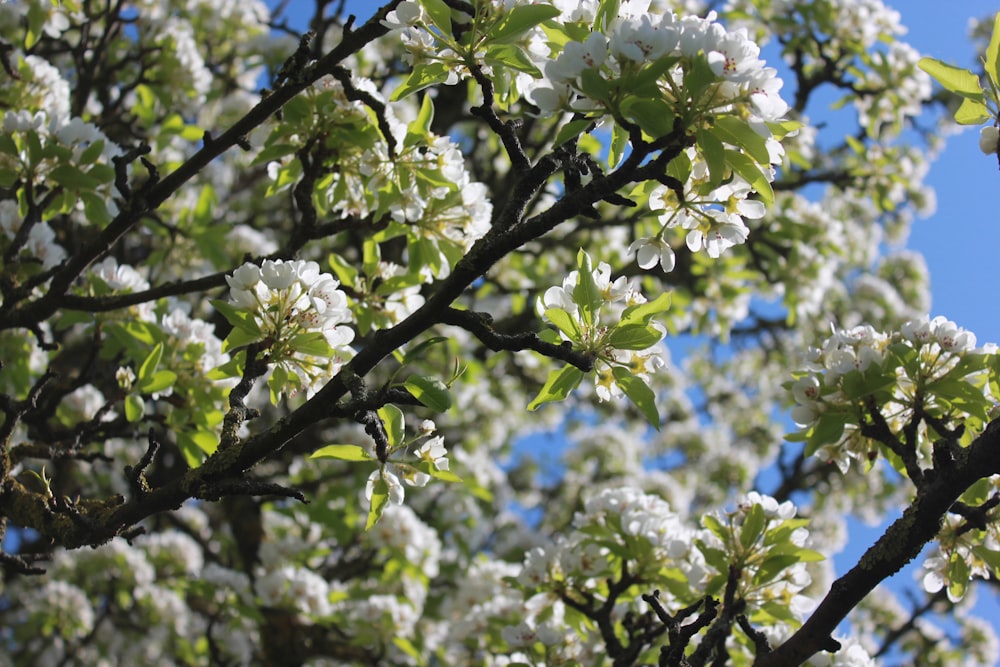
311;444;373;461
528;365;585;411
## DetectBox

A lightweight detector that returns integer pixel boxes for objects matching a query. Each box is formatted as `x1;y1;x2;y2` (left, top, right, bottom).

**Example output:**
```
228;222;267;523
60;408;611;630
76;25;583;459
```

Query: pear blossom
629;237;676;272
366;467;406;506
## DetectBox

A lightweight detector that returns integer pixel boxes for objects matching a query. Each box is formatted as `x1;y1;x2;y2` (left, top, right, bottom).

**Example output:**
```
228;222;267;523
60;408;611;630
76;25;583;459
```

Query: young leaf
612;367;660;429
137;342;164;386
391;62;452;101
378;404;405;448
326;252;359;286
489;4;561;44
289;331;334;357
726;149;774;206
621;292;672;326
987;12;1000;89
124;395;144;422
544;307;582;342
414;460;463;483
528;365;585;411
211;299;261;335
573;249;603;327
711;116;771;165
954;97;992;125
366;474;390;530
139;370;177;395
397;336;449;366
918;57;983;98
223;326;264;353
403;375;453;412
553;119;593;147
740;503;767;551
311;444;373;461
605;324;663;350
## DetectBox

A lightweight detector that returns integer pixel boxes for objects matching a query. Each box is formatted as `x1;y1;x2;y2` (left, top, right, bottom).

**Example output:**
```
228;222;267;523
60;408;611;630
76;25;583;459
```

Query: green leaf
918;57;983;98
711;116;771;165
947;550;971;601
696;128;727;188
702;514;729;543
987;12;1000;89
138;342;164;386
393;637;422;662
311;444;373;461
403;375;453;412
391;62;452;101
740;503;767;550
954;97;992;125
124;395;144;422
378;404;405;448
47;164;101;190
612;367;660;429
605;324;663;350
140;369;177;394
621;98;675;138
579;67;611;104
268;364;289;403
406;93;435;146
490;4;561;43
25;1;46;48
573;249;602;327
620;292;672;326
528;365;585;411
326;252;359;286
804;412;847;456
754;554;800;585
726;149;773;207
177;430;219;468
78;139;106;165
366;474;390;530
544;307;582;341
211;299;261;335
608;121;629;169
414;460;463;483
486;43;543;77
553;119;593;147
595;0;620;31
398;336;449;366
289;331;333;357
223;326;264;353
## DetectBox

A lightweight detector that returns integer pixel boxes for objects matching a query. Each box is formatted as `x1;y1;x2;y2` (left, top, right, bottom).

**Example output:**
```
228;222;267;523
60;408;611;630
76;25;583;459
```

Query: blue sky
899;3;999;343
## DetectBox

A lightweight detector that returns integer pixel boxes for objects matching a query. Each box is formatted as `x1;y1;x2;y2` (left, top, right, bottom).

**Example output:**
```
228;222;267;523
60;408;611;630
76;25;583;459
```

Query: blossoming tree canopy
1;0;1000;664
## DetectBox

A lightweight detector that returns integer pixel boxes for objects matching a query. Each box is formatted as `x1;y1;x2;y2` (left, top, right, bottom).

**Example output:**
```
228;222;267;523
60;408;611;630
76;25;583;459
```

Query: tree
0;0;998;664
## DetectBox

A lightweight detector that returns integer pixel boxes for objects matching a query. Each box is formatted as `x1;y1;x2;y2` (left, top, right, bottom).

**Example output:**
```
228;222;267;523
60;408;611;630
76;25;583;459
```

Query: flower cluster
534;251;667;417
364;432;450;508
522;11;789;271
535;10;787;120
223;259;355;398
0;106;123;277
921;506;1000;603
789;317;995;474
312;411;457;527
705;492;818;618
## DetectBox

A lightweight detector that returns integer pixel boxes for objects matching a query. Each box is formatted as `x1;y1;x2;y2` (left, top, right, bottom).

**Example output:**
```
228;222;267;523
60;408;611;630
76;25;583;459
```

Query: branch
329;65;399;158
468;62;531;172
756;420;1000;666
440;307;595;372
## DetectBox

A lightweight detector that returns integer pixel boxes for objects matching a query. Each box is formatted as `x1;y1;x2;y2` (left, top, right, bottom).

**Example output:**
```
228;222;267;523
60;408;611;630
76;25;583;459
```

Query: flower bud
979;125;999;155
